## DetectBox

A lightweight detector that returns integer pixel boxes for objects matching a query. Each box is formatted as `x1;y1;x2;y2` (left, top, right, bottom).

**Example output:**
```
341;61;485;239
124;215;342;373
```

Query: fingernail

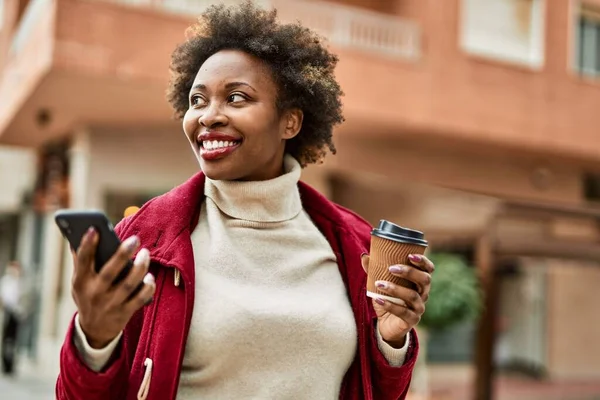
389;265;405;274
85;227;96;240
134;248;150;266
123;236;140;251
143;273;155;285
409;254;422;263
375;280;388;289
375;297;386;306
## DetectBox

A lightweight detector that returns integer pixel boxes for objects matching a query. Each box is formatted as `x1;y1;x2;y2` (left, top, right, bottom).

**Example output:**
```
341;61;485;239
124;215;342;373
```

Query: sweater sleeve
55;315;131;400
369;319;419;400
73;314;123;372
375;322;410;366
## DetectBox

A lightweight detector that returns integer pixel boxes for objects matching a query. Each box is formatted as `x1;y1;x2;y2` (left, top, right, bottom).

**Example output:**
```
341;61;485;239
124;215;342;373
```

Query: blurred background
0;0;599;399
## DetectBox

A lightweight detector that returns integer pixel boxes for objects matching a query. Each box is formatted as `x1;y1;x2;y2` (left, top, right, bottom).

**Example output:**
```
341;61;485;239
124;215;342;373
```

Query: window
460;0;545;68
583;173;600;203
104;191;161;225
576;6;600;76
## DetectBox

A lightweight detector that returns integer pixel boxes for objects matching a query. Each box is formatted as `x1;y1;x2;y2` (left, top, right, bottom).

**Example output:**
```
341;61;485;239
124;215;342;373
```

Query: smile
202;140;239;150
198;139;241;161
196;131;243;161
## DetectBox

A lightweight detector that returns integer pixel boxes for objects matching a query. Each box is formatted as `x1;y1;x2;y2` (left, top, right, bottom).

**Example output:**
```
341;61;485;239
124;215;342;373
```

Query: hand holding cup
363;220;435;348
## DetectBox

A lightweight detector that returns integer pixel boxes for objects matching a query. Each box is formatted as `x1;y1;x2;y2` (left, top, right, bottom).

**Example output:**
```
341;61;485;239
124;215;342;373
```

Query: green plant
420;252;482;331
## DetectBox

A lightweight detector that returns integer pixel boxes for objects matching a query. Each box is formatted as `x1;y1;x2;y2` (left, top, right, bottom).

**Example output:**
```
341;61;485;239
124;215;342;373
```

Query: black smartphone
54;209;136;286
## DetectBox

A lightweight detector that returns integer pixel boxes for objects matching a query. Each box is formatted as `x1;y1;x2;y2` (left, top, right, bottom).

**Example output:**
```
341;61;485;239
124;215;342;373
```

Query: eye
228;93;247;103
190;95;207;108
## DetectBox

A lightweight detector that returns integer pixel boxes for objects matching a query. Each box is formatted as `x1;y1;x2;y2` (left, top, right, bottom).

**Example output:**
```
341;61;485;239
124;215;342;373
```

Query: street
0;374;54;400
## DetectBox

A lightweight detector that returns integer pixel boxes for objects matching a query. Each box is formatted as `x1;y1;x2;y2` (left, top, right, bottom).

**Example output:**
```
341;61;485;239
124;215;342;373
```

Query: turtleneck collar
204;154;302;223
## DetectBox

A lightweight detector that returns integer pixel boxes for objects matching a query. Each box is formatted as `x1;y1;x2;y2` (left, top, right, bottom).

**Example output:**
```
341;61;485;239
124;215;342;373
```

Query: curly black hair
166;1;344;166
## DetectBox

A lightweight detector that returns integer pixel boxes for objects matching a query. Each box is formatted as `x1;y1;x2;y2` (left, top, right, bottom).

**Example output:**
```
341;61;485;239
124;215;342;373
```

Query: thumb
361;253;369;274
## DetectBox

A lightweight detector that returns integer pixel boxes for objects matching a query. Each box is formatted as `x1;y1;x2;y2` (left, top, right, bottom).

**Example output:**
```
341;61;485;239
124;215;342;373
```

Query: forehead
193;49;274;88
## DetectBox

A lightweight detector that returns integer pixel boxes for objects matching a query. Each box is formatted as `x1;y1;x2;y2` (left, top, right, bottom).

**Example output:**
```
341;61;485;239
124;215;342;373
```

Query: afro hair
166;1;344;166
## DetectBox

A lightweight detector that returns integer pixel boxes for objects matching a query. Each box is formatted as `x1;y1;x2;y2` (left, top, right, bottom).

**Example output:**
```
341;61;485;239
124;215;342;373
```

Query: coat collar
119;171;360;272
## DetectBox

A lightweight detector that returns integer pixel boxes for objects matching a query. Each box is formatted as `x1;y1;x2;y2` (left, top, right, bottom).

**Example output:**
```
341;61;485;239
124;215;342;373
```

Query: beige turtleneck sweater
74;155;409;399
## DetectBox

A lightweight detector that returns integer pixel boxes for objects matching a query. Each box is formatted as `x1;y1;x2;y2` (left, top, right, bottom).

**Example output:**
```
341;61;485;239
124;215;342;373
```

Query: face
183;50;303;181
6;263;20;277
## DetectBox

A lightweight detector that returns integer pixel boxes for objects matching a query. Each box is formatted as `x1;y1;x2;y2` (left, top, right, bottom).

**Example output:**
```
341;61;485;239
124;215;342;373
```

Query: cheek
245;129;281;156
182;111;197;141
244;110;284;147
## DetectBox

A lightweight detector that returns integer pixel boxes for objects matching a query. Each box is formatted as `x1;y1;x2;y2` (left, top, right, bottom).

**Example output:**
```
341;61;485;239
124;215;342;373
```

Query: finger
408;254;435;274
124;273;156;315
71;250;80;290
389;265;432;296
374;297;421;327
374;281;425;315
110;248;150;306
96;236;140;292
361;253;369;274
74;227;98;282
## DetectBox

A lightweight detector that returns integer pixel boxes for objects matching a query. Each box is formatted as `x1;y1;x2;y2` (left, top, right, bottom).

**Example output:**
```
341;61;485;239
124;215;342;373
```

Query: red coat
56;171;418;400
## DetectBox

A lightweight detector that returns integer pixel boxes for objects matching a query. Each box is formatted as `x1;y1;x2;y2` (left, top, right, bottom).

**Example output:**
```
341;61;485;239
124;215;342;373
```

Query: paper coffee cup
366;220;428;306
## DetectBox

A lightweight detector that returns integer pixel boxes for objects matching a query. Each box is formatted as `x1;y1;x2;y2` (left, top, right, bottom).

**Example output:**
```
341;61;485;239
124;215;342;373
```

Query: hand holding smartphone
54;209;156;349
55;210;135;285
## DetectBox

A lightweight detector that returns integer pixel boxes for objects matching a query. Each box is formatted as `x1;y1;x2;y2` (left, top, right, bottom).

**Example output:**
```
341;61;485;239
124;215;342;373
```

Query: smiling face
182;50;303;181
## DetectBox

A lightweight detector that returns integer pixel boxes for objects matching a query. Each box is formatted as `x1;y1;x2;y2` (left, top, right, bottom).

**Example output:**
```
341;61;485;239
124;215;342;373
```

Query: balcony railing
90;0;421;60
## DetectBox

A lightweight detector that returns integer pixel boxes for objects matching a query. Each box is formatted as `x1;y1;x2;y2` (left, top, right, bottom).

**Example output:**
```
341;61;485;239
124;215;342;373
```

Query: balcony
2;0;600;167
0;0;55;145
0;0;421;147
94;0;421;61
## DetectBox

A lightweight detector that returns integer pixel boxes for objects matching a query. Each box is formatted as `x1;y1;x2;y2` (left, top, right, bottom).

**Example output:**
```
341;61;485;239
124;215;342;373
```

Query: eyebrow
191;81;257;92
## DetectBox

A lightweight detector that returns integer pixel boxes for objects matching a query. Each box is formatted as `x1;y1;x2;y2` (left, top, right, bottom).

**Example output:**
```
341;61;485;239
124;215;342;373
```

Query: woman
56;2;434;399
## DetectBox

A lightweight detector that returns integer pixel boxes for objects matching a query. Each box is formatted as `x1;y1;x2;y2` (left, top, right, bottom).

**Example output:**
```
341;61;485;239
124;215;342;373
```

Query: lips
196;131;242;161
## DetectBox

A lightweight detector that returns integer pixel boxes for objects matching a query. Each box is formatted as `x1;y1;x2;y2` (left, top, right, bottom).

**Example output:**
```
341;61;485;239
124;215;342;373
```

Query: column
56;127;93;354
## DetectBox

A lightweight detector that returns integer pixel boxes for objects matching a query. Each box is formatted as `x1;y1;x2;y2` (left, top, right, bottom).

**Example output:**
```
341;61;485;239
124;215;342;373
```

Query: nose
199;102;228;128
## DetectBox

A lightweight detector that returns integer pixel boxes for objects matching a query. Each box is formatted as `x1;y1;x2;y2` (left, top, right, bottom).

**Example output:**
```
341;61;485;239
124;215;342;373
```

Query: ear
281;108;303;140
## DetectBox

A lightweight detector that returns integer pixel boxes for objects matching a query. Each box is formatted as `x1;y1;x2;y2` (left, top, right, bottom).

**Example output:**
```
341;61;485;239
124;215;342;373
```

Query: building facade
1;0;599;398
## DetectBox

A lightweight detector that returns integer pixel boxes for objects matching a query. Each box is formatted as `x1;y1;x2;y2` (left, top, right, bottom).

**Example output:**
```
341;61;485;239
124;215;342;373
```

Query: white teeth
202;140;238;150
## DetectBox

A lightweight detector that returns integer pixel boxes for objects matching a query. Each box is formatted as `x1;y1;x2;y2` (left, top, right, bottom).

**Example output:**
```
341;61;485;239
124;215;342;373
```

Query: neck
204;154;303;223
235;151;287;182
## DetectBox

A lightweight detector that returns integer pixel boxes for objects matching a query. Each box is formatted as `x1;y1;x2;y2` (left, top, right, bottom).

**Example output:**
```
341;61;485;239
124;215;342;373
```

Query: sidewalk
427;375;600;400
0;355;55;400
0;374;54;400
415;364;600;400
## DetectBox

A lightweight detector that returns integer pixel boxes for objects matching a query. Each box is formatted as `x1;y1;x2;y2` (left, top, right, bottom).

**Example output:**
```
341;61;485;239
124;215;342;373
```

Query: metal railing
93;0;421;60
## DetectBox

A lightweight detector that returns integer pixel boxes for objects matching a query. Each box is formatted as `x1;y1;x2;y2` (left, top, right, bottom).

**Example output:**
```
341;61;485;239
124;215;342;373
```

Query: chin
199;159;242;181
